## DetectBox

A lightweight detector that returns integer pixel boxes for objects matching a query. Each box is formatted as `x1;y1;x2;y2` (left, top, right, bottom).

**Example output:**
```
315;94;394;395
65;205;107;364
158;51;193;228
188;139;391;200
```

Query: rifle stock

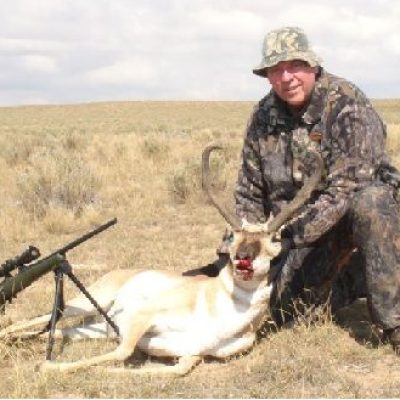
0;218;117;313
0;254;65;311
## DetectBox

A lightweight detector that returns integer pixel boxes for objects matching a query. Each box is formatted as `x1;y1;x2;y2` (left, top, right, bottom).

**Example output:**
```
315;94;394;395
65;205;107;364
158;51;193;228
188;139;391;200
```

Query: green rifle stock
0;254;64;312
0;218;117;313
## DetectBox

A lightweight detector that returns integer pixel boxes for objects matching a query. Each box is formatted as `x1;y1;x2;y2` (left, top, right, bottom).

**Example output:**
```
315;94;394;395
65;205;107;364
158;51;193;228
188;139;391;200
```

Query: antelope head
202;144;323;282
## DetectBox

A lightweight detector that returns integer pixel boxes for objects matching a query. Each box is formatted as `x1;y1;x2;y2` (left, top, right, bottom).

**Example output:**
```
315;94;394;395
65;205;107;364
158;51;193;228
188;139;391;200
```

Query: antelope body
0;145;323;376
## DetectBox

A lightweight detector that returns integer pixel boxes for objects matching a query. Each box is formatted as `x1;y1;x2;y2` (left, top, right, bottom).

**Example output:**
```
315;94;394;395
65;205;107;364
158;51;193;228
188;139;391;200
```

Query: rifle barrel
47;218;117;258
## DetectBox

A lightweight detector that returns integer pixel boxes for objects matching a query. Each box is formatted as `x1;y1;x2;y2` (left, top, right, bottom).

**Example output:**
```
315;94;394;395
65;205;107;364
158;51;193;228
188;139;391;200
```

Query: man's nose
281;69;293;81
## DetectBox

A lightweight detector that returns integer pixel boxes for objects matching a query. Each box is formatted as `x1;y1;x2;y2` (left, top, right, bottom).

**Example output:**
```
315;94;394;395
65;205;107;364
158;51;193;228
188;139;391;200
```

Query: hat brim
253;51;322;77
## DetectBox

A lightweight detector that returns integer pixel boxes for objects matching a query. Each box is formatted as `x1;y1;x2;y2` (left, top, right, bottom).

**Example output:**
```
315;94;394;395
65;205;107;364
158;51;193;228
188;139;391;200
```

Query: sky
0;0;399;106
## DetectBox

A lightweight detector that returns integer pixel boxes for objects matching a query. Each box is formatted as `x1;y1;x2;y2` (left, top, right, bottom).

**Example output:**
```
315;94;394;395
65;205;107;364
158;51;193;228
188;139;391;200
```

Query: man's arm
284;98;387;246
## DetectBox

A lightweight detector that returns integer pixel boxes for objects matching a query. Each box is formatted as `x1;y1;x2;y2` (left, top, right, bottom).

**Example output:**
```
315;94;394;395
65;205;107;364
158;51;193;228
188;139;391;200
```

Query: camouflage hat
253;27;322;77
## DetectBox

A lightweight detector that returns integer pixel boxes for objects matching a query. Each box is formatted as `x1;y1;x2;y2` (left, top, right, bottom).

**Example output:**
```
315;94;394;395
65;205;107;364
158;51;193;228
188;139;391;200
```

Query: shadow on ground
334;297;382;347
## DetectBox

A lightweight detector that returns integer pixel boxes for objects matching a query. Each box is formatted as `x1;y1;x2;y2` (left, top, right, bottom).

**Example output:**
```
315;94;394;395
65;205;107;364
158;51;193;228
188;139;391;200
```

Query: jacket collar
301;68;329;125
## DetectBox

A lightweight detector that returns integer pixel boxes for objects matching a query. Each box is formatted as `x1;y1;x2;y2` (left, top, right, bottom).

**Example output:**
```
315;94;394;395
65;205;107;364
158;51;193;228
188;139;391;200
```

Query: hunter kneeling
190;26;400;353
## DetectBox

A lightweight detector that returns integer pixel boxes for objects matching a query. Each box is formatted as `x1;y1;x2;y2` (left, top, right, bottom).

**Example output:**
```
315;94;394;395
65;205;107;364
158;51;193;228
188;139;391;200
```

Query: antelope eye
224;231;235;243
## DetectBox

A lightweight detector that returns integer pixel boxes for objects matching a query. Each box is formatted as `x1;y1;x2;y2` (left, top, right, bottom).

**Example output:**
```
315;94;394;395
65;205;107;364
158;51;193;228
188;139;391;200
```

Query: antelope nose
236;251;250;260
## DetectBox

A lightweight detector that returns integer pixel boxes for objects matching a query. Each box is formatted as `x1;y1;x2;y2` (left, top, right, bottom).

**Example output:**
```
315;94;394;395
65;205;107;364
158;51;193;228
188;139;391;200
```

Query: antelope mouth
234;258;254;281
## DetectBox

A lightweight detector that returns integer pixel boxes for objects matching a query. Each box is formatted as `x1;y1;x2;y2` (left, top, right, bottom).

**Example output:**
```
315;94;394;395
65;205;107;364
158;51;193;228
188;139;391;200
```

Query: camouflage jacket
235;68;392;247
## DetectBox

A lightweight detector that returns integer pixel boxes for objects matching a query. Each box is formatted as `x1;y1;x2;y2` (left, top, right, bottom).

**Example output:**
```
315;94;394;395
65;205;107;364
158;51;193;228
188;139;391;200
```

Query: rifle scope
0;246;41;278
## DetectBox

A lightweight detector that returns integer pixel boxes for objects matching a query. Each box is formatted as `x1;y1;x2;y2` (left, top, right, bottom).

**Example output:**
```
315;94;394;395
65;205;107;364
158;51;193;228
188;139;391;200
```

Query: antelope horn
266;150;324;233
202;144;242;230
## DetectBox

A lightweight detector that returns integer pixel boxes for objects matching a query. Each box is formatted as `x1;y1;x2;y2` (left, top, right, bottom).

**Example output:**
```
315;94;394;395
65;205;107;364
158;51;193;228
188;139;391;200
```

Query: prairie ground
0;100;399;398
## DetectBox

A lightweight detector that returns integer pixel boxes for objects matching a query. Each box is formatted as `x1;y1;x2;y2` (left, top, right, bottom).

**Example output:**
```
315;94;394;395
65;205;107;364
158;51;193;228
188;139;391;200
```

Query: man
185;26;400;352
184;27;400;348
234;26;400;351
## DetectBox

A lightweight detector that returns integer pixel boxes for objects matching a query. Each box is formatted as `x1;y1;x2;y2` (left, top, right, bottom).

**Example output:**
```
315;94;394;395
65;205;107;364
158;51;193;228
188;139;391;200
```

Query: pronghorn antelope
0;145;323;376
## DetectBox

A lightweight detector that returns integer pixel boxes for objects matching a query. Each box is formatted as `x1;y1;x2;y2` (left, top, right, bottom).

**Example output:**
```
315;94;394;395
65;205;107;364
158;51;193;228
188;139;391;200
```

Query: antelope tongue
235;258;254;280
236;258;252;269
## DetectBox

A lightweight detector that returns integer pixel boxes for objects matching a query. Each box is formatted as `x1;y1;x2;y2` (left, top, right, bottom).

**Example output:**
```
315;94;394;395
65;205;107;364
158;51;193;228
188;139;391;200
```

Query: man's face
266;60;317;110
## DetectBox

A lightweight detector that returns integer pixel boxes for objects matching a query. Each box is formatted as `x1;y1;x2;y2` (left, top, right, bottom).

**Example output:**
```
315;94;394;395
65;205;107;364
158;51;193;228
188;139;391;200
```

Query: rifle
0;218;119;359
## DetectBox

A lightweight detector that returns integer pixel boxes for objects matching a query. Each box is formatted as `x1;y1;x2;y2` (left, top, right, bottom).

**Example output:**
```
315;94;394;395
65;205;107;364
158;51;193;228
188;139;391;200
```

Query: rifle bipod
45;259;120;361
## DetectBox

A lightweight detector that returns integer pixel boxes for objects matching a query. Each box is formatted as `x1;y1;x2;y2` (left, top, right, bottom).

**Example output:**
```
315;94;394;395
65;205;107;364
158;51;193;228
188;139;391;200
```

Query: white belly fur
108;270;270;357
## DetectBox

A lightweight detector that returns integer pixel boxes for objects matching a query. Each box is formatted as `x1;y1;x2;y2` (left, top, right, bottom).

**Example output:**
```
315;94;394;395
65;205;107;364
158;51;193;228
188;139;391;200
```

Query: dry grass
0;100;399;398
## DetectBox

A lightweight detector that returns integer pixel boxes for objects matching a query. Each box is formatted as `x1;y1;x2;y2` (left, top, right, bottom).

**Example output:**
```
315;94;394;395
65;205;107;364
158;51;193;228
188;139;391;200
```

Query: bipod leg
46;264;66;361
65;267;120;338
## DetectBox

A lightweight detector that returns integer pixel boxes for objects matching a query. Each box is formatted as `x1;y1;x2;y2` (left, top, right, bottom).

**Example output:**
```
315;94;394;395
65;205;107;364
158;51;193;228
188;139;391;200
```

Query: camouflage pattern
253;27;322;77
235;68;400;331
270;184;400;331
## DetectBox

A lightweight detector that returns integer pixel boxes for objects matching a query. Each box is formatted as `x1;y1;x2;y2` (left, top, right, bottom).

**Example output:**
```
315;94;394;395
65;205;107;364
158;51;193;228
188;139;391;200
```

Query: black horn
201;144;242;230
